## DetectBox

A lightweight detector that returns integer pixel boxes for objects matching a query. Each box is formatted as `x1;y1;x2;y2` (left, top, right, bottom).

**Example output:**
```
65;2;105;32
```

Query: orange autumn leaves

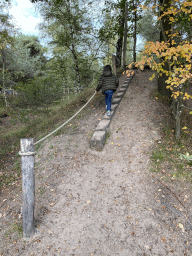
132;41;192;99
130;0;192;102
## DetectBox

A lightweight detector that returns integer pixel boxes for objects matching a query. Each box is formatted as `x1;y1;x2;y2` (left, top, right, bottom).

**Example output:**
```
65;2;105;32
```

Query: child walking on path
96;65;119;116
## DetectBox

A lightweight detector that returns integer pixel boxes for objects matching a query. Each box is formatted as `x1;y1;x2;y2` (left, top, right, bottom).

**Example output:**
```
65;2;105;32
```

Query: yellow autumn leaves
133;38;192;101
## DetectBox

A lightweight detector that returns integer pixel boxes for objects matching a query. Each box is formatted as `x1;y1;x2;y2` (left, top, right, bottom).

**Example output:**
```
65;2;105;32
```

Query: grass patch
37;185;45;195
105;131;111;144
150;123;192;182
5;222;23;239
150;87;171;105
0;87;97;189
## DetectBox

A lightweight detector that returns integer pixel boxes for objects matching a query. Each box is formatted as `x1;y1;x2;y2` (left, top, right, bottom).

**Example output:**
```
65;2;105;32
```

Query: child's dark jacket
96;70;119;94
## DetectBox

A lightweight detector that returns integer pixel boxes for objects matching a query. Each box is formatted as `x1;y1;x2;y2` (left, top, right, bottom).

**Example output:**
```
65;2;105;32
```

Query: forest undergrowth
150;88;192;189
0;87;99;190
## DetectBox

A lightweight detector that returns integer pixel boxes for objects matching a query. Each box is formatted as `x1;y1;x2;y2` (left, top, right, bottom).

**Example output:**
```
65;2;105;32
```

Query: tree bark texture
1;49;9;108
157;0;171;98
112;54;117;76
116;38;123;68
71;41;81;90
123;2;128;71
116;7;125;69
157;61;171;98
133;5;137;63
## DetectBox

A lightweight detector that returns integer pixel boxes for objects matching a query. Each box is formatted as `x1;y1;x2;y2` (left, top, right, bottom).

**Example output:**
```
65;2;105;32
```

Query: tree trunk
157;61;171;98
59;1;81;90
173;98;182;141
172;88;183;140
1;50;9;108
175;114;181;141
133;4;137;63
116;38;123;69
71;38;81;90
123;1;128;71
116;7;125;69
157;0;171;98
190;23;192;41
112;54;117;76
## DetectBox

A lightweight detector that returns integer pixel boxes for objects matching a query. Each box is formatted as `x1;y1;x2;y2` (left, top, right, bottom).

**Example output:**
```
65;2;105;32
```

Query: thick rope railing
20;91;96;238
34;91;96;145
19;73;135;238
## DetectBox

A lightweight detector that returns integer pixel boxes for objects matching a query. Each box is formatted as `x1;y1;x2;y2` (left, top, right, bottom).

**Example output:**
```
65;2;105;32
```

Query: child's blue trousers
104;90;114;111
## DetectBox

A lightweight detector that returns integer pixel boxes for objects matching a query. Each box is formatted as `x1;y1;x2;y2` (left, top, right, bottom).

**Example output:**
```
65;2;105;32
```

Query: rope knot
19;151;36;156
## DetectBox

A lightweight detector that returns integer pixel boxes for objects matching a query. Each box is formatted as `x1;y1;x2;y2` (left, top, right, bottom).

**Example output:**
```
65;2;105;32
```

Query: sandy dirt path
1;71;191;255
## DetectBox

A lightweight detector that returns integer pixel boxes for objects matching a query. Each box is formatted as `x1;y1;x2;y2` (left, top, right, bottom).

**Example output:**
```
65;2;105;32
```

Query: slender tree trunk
157;0;171;98
1;50;8;108
175;114;181;141
116;6;125;69
157;61;171;98
69;23;81;90
133;4;137;63
59;1;81;90
123;1;128;71
172;93;183;141
71;42;81;90
112;54;117;76
190;23;192;41
116;38;123;68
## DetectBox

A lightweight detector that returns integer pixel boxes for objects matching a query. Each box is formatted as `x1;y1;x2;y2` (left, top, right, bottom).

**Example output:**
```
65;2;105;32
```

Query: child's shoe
106;105;107;110
107;110;111;116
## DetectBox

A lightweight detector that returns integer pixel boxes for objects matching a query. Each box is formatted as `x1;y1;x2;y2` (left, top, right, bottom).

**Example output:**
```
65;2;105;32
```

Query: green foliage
14;75;63;108
132;0;192;139
12;35;47;81
0;1;13;47
38;0;94;88
150;123;192;182
0;34;47;105
179;153;192;162
138;10;160;42
0;86;96;188
100;0;143;40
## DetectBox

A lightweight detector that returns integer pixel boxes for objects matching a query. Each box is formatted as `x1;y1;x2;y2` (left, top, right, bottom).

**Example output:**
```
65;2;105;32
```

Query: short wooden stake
20;138;35;238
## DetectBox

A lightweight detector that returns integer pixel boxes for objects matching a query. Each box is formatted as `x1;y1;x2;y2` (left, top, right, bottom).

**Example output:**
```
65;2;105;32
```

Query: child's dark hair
103;65;112;72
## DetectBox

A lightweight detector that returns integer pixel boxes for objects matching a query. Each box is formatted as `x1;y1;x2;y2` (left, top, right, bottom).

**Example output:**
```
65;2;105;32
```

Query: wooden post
112;54;117;76
20;138;35;238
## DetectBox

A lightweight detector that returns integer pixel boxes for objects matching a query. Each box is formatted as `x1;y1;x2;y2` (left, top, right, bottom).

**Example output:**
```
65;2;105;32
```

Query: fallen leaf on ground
178;223;183;229
161;237;166;242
